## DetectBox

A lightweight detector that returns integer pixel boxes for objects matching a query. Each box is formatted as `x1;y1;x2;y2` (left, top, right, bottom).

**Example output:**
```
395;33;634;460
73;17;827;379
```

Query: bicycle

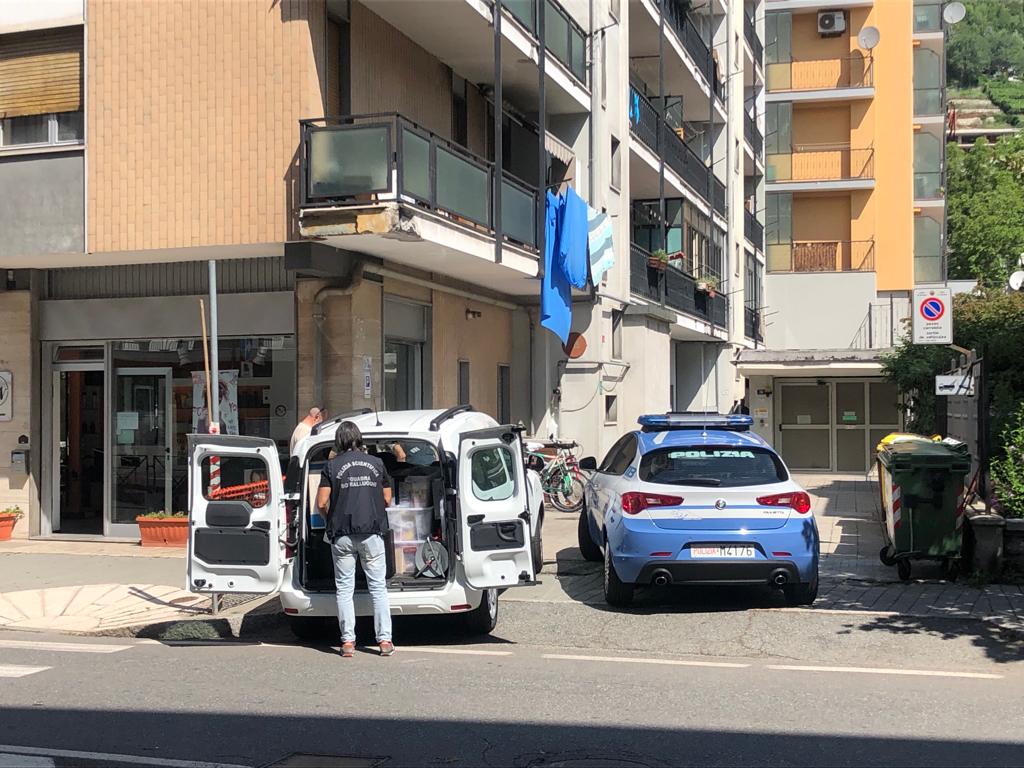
528;440;586;514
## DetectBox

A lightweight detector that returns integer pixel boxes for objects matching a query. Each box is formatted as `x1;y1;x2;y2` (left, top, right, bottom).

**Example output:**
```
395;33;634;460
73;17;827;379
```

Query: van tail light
621;492;683;515
757;491;812;515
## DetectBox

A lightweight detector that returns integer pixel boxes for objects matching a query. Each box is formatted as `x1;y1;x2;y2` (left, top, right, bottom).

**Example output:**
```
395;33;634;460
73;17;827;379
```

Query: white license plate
691;546;755;558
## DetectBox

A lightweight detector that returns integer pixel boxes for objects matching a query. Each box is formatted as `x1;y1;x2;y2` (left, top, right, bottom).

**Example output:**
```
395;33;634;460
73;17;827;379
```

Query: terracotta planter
137;516;189;548
647;257;667;271
0;514;19;541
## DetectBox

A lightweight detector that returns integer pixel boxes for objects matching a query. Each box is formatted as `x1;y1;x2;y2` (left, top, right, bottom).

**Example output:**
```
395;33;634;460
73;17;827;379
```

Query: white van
186;407;544;639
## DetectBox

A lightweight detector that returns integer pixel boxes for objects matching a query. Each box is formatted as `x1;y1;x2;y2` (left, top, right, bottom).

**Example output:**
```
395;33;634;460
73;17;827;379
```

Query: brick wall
86;0;328;253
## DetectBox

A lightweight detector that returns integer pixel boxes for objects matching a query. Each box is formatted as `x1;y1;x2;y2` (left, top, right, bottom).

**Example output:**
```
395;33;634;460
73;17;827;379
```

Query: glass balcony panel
501;177;536;247
436;146;490;226
400;128;431;202
308;125;390;199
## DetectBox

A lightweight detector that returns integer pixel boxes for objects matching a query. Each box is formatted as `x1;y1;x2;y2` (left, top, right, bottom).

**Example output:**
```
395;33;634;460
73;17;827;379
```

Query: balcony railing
712;176;726;217
914;170;943;199
630;243;728;328
744;305;763;342
767;55;874;92
913;1;942;33
744;110;763;159
744;13;763;62
766;240;876;273
300;114;539;249
766;145;874;183
629;85;717;211
914;87;942;117
744;209;764;249
658;0;722;101
502;0;587;84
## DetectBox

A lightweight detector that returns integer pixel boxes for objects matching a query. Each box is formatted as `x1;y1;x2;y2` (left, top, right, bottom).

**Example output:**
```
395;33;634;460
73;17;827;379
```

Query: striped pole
891;483;902;530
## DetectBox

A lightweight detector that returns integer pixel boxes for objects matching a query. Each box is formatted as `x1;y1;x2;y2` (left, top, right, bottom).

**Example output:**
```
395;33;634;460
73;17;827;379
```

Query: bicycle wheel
551;476;585;513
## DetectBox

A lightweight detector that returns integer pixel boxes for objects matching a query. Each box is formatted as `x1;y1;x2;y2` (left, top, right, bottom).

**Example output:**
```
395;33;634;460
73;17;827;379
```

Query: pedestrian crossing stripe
0;664;51;678
0;639;132;654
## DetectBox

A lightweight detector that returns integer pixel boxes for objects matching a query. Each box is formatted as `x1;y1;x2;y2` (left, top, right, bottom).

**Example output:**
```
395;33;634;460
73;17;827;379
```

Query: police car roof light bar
638;413;753;432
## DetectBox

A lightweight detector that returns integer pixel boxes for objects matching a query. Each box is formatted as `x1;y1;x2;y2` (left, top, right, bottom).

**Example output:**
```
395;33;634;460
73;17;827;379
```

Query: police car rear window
639;446;788;488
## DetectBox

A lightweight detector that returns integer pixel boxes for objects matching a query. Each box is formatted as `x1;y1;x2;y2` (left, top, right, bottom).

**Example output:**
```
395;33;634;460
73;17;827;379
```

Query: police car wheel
462;588;499;636
603;545;634;607
578;507;603;562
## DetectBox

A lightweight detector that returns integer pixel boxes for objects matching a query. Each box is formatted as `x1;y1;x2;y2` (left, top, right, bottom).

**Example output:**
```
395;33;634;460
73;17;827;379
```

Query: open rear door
187;435;287;594
457;427;535;589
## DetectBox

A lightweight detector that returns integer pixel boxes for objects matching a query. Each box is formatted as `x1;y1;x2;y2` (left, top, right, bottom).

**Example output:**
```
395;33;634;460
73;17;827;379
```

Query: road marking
0;755;54;767
543;654;750;668
767;664;1003;680
0;639;132;654
768;607;901;617
401;647;514;656
0;745;251;768
0;665;51;678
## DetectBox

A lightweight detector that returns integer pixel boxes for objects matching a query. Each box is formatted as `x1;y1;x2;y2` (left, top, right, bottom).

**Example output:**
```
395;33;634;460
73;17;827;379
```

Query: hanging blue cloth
559;187;590;290
541;191;571;344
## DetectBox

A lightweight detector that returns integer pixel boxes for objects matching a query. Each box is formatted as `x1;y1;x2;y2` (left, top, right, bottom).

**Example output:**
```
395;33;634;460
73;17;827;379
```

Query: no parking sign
913;288;953;345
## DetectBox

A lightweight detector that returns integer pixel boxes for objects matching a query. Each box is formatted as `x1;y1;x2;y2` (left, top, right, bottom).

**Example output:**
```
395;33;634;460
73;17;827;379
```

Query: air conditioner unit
817;10;846;36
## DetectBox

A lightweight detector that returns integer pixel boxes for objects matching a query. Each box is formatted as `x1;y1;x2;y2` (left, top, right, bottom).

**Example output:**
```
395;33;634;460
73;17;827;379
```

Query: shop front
39;290;296;539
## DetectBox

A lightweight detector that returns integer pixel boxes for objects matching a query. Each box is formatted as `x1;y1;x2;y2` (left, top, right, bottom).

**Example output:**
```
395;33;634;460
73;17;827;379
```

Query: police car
186;407;544;639
577;413;819;607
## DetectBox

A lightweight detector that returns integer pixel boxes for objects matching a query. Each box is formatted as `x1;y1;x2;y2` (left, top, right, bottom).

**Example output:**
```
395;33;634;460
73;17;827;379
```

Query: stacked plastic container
387;476;434;576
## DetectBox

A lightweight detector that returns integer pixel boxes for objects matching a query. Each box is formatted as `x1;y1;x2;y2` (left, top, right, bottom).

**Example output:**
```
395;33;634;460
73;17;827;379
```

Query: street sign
912;288;953;345
0;371;10;422
936;374;974;397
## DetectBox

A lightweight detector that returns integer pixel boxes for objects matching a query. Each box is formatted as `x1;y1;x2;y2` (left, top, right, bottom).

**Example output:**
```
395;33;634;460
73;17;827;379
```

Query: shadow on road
841;613;1024;664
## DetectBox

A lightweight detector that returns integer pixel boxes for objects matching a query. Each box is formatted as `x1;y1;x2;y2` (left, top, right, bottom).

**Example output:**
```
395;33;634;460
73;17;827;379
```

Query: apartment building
736;0;947;473
0;0;762;541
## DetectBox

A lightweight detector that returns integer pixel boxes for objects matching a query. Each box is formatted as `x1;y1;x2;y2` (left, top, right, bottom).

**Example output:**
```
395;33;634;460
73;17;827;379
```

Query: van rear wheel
462;588;499;636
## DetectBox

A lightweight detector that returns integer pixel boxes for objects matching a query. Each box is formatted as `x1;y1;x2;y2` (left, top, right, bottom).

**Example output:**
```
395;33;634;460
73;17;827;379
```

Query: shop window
471;446;515;501
200;455;270;508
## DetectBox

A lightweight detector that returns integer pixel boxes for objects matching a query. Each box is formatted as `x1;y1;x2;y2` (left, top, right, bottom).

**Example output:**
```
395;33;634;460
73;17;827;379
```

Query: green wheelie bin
877;437;972;581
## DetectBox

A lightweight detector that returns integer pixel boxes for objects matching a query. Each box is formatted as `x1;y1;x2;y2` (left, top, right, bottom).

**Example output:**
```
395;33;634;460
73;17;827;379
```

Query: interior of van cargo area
299;439;449;592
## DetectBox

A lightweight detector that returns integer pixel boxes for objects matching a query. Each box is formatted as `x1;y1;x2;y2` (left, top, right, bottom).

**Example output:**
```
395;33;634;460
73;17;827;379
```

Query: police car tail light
621;492;683;515
757;491;812;515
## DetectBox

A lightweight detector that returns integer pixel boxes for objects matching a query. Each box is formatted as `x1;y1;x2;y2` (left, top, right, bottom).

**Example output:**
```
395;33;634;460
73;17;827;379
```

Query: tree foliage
948;0;1024;87
946;136;1024;287
882;292;1024;447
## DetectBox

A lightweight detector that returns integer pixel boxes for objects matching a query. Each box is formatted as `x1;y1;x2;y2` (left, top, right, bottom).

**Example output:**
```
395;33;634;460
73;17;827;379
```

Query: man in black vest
316;421;394;657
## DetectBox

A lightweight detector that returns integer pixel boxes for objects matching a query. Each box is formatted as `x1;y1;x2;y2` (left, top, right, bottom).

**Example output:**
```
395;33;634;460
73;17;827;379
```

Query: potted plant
647;249;669;271
0;506;23;541
697;275;720;297
137;510;189;548
992;404;1024;564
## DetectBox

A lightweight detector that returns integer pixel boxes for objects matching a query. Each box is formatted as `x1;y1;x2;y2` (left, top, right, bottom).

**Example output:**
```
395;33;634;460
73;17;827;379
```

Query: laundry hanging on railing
559;188;589;290
541;190;571;344
587;206;615;284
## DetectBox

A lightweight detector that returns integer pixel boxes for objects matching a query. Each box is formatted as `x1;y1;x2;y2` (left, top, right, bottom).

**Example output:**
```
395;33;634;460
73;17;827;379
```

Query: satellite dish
858;26;881;51
943;2;966;25
1010;270;1024;291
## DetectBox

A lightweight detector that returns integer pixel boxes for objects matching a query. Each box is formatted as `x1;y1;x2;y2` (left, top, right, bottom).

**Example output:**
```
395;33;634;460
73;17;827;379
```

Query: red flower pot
136;516;189;548
0;514;18;541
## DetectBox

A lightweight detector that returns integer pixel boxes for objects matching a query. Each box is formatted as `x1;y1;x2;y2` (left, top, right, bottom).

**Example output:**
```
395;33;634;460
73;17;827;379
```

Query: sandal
378;641;395;657
341;642;356;658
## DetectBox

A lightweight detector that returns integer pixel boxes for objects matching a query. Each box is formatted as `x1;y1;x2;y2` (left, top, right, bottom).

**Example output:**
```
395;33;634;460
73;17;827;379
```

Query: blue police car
577;413;819;607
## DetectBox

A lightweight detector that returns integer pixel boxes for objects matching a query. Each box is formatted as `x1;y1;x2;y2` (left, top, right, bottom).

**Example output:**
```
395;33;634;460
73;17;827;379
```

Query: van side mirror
579;456;598;472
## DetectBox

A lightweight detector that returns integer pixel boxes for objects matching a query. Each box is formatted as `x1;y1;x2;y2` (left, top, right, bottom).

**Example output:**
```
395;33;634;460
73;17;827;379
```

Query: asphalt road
1;600;1023;768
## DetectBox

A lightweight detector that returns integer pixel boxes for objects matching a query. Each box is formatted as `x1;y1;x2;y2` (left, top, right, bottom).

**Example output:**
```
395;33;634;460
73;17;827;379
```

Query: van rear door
187;435;287;594
457;427;535;589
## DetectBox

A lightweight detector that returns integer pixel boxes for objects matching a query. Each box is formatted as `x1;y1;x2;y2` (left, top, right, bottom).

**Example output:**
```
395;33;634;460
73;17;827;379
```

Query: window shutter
0;27;83;119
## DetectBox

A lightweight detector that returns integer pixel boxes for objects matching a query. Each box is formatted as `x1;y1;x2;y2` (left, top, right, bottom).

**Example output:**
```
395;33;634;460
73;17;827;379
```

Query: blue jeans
331;533;392;644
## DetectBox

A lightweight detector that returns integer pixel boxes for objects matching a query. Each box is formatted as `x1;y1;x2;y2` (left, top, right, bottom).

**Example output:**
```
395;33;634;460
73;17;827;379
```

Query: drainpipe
312;262;365;408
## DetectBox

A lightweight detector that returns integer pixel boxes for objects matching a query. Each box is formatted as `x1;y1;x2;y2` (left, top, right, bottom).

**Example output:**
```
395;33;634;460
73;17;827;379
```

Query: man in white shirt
290;407;325;455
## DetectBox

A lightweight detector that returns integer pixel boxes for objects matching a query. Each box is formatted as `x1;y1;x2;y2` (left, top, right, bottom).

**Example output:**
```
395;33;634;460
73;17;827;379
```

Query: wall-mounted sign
363;356;373;400
912;288;953;345
0;371;11;422
936;374;974;397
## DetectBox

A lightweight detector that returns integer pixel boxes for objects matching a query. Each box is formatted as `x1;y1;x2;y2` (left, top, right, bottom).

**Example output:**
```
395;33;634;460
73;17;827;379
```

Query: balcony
767;240;875;273
744;305;763;342
298;115;542;294
629;85;720;212
744;110;763;160
630;243;728;329
767;55;874;100
766;145;875;191
744;209;764;250
744;13;763;62
659;0;718;98
502;0;587;84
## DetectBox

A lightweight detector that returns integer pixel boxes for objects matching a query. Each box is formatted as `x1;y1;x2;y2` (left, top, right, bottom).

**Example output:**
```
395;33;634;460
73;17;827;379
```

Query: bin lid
878;438;971;471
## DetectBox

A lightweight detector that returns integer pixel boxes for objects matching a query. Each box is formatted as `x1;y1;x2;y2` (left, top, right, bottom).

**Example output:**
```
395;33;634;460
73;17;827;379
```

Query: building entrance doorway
53;366;105;535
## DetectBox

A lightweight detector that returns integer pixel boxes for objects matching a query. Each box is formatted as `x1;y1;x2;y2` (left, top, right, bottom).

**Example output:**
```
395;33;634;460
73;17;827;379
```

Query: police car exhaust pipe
771;570;789;587
652;570;673;586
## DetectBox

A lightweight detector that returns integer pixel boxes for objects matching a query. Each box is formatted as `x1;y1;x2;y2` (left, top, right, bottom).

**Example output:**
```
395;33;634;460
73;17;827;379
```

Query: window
452;73;468;147
458;360;471;405
914;215;943;283
609;0;620;20
765;193;791;245
639;446;788;487
470;446;516;501
598;434;637;475
497;364;511;423
200;455;271;508
765;103;791;156
604;394;618;425
611;309;623;360
0;111;83;149
610;135;621;190
764;12;791;65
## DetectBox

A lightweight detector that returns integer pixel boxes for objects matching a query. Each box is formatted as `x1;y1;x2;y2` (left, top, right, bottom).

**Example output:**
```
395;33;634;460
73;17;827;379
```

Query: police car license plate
691;546;755;558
